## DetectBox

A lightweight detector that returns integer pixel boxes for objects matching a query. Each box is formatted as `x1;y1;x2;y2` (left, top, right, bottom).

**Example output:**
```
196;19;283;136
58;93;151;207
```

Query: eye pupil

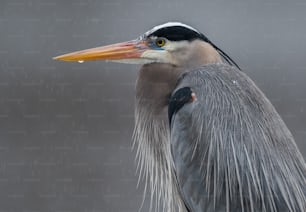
156;38;165;47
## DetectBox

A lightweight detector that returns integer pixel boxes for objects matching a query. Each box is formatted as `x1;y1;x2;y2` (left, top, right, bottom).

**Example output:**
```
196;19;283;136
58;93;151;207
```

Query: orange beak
53;40;149;62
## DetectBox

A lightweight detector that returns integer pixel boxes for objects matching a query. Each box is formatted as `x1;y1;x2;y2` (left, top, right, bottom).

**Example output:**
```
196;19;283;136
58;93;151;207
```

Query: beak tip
53;55;70;62
53;54;63;61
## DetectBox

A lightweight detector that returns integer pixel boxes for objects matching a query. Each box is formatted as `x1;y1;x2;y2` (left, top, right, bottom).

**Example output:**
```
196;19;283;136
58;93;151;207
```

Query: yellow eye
156;38;166;47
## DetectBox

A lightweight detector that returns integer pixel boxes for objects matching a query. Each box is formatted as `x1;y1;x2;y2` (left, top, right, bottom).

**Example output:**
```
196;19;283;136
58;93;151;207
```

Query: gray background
0;0;306;211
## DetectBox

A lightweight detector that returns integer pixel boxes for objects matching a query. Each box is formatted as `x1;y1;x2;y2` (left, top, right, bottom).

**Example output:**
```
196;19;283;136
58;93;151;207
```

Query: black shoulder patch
149;26;209;42
168;87;194;126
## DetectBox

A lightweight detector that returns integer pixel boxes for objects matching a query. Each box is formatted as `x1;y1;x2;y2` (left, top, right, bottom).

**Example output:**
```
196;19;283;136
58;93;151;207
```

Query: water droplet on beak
78;60;84;63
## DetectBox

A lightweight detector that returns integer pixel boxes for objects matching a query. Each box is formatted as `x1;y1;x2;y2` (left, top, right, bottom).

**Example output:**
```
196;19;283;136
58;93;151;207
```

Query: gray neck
136;63;185;115
134;64;186;212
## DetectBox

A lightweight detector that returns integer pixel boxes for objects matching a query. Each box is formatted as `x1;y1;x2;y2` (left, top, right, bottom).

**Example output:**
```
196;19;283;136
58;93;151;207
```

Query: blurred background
0;0;305;211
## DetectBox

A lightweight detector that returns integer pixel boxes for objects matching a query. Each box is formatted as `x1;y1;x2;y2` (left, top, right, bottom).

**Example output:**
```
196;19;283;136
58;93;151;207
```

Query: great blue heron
54;22;306;212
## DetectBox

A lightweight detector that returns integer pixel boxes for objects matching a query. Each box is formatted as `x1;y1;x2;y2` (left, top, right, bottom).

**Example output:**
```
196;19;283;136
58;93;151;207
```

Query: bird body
135;62;306;212
170;64;306;212
54;22;306;212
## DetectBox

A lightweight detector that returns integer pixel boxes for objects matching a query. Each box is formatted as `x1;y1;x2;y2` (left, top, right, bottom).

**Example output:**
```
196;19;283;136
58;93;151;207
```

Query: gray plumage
134;63;186;211
171;64;306;212
134;62;306;212
54;22;306;212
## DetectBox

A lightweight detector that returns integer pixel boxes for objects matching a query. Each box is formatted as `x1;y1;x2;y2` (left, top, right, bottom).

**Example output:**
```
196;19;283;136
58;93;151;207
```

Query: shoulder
174;63;263;104
177;63;246;88
172;63;248;103
168;63;274;129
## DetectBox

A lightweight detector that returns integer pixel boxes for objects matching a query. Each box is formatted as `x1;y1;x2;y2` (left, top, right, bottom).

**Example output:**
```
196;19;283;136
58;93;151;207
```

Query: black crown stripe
147;26;209;42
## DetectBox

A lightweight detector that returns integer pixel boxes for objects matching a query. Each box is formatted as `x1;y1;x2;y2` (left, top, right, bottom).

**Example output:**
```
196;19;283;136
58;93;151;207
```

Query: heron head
53;22;229;68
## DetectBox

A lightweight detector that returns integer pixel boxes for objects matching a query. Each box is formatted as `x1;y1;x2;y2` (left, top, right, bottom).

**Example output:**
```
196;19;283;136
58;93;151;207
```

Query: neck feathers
134;64;187;211
188;40;222;66
133;98;186;212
